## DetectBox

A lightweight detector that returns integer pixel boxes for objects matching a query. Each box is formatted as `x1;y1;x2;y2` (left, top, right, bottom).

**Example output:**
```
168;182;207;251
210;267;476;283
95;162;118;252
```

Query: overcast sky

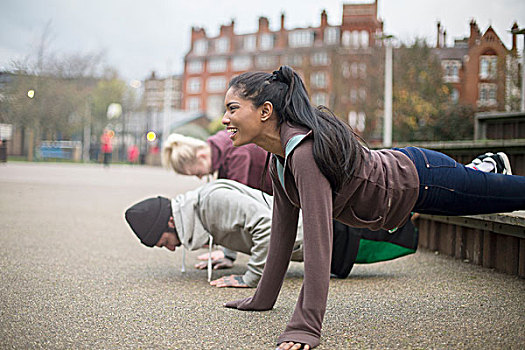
1;0;524;83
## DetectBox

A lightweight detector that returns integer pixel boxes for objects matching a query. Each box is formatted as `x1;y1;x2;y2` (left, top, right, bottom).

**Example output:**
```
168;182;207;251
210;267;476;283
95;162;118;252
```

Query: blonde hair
162;133;209;173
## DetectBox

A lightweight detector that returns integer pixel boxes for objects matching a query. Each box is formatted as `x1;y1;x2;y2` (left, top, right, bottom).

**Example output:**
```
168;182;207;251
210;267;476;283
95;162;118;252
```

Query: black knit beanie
125;196;172;247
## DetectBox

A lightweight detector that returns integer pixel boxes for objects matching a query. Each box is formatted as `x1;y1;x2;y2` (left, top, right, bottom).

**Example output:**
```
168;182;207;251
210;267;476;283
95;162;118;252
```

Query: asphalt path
1;162;524;349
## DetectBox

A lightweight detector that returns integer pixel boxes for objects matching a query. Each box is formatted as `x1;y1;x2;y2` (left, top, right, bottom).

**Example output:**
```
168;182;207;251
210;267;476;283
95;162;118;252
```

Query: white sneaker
469;152;512;175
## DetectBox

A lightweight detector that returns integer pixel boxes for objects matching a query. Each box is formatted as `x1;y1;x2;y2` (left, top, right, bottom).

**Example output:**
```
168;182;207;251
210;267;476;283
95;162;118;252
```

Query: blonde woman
162;131;272;193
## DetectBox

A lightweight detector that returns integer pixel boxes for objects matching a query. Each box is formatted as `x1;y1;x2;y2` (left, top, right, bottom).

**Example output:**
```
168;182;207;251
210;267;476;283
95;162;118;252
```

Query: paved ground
1;162;524;349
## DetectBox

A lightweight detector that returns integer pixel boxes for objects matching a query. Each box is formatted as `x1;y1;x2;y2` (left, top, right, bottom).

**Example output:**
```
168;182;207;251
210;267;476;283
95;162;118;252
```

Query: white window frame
284;54;303;67
232;55;252;71
194;39;208;55
259;33;274;50
187;59;203;74
289;30;314;48
206;95;225;117
479;55;497;79
187;78;201;93
342;31;351;47
256;55;277;69
187;97;201;111
312;92;328;106
208;58;228;73
243;35;257;51
207;76;227;93
324;27;339;45
442;60;461;83
478;83;497;106
311;71;327;88
360;30;369;48
215;37;230;53
311;52;329;66
348;111;365;132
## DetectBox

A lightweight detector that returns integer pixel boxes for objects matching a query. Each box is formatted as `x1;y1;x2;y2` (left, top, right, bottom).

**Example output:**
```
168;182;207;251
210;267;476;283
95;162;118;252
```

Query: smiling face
222;87;265;147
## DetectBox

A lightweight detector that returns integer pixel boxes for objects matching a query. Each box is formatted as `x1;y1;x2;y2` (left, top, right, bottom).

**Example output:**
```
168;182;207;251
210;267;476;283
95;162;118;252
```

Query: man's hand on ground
194;257;233;270
197;250;225;261
210;275;250;288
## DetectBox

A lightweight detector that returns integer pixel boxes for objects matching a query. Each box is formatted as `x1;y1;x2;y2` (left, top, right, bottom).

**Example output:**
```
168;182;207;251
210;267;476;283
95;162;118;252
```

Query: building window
194;39;208;55
311;52;329;66
232;55;252;71
359;63;367;78
289;30;314;48
450;88;459;103
284;54;303;67
324;27;339;45
479;55;497;79
243;35;256;51
256;55;278;69
350;89;357;104
442;60;461;83
208;58;227;73
342;31;351;47
478;83;497;106
359;88;366;101
207;95;225;117
207;76;226;93
312;92;328;106
360;30;369;48
187;97;201;111
348;111;365;132
187;60;203;74
260;34;274;50
215;38;230;53
311;72;327;88
351;31;360;48
187;78;201;93
351;63;359;78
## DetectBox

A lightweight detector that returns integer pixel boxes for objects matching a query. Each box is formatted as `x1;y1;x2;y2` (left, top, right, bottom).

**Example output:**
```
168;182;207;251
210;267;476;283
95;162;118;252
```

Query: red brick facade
182;1;383;133
434;20;520;112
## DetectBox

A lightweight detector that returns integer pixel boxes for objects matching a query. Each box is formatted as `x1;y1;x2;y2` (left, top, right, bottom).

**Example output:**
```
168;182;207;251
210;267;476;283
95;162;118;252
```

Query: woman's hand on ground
276;342;310;350
194;257;233;270
210;274;249;288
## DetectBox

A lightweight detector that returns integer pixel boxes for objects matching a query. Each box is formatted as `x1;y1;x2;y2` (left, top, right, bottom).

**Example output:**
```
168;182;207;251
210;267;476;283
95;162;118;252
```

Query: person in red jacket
100;129;113;167
221;66;525;350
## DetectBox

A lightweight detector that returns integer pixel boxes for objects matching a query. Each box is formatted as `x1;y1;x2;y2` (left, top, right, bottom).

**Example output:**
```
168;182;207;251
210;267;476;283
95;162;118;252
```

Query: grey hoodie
171;179;304;287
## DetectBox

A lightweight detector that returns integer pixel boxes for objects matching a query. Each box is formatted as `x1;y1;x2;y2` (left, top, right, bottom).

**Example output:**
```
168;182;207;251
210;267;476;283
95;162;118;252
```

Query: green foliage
431;104;475;140
89;79;127;136
208;117;225;135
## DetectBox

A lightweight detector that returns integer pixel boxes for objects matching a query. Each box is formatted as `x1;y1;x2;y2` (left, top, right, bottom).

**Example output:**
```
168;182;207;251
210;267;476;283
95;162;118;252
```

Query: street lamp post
511;27;525;112
377;34;395;147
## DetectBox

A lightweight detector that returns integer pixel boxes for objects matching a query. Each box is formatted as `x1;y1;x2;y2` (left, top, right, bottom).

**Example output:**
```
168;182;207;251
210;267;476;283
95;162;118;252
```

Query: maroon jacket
207;130;272;195
225;122;419;348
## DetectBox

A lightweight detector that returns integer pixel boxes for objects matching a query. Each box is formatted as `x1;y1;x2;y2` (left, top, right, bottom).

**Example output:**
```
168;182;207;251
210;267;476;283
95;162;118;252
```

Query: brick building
182;1;384;135
433;20;521;112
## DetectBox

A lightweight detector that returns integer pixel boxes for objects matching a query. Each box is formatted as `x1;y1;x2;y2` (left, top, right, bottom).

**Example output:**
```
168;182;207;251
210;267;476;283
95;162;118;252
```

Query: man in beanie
126;179;305;288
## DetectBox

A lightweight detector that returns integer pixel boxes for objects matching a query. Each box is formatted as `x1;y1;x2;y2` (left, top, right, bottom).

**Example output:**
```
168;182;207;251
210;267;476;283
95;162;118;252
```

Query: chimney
511;22;518;52
280;13;285;30
443;30;447;48
469;19;480;48
321;9;328;27
437;22;441;48
258;17;269;32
